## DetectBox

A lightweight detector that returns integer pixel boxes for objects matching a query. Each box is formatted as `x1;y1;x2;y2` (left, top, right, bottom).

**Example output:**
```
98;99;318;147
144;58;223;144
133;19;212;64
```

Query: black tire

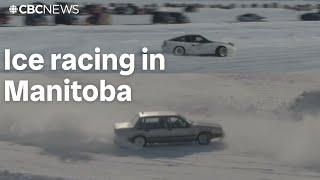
216;46;228;57
133;136;147;147
173;46;185;56
197;132;211;145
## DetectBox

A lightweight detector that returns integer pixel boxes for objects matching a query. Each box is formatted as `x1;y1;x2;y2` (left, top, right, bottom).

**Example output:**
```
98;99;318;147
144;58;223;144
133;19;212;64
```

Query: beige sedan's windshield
131;114;140;125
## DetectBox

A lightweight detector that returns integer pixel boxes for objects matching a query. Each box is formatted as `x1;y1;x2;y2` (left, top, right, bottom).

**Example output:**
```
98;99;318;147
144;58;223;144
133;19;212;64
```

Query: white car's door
177;35;197;55
191;35;215;55
179;41;193;54
188;42;201;54
194;43;213;54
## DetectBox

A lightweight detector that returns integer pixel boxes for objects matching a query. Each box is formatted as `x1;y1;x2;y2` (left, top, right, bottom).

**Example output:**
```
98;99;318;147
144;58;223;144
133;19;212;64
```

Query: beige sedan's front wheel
197;133;211;145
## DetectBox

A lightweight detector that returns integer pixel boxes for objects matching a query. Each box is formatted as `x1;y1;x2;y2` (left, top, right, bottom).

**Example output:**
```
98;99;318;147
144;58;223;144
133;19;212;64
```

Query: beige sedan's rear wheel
198;133;211;145
133;136;146;147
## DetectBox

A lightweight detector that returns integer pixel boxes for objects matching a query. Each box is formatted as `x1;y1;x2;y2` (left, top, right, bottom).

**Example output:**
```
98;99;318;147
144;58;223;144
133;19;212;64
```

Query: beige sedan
114;111;224;147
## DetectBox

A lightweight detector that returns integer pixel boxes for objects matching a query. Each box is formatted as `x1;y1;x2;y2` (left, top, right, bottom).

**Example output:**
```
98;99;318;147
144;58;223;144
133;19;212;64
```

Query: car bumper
210;126;225;139
211;132;224;139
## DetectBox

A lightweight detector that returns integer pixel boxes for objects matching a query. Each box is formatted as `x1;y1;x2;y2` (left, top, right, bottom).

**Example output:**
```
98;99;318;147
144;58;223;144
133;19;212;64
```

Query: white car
161;34;235;57
237;13;266;22
114;111;224;147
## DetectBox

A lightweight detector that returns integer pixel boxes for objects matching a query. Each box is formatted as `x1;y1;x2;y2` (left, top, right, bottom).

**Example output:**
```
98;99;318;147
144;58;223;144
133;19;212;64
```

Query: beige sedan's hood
114;122;133;130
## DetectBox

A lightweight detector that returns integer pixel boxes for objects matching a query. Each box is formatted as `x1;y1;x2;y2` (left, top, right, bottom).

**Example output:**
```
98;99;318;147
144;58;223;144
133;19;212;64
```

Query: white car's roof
172;34;202;38
138;111;180;118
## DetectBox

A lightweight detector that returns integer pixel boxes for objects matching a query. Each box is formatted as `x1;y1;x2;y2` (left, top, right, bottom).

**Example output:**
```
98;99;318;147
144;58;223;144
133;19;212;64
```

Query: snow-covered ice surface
1;1;320;180
1;73;320;180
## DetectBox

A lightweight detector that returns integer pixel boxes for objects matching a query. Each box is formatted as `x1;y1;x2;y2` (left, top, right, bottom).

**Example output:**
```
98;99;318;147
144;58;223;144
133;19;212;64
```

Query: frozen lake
0;2;320;180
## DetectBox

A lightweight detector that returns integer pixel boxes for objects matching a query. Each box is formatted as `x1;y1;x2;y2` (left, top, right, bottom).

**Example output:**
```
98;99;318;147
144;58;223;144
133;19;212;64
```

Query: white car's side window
185;36;193;42
195;36;203;42
175;37;186;42
194;36;208;43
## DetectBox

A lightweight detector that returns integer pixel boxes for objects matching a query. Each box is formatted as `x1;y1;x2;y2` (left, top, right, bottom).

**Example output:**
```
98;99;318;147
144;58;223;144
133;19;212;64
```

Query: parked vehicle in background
112;4;140;15
293;4;313;11
25;14;48;26
219;4;236;9
55;2;79;25
152;11;190;24
85;6;111;25
237;13;266;22
185;5;198;12
162;34;235;57
114;111;224;147
55;14;78;25
143;4;158;14
300;12;320;21
25;2;48;26
81;4;102;14
0;11;9;25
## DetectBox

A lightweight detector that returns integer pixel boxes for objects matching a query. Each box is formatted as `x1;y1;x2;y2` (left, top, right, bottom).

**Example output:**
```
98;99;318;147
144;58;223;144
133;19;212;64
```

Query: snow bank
289;90;320;119
0;170;67;180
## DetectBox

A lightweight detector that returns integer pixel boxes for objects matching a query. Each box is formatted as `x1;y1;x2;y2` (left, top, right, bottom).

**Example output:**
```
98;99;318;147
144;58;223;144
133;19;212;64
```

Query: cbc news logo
9;4;79;15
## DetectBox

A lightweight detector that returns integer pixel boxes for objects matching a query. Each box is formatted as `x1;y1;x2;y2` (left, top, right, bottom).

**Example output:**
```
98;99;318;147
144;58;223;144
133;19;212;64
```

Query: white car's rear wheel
174;47;185;56
198;133;211;145
216;46;228;57
133;136;146;147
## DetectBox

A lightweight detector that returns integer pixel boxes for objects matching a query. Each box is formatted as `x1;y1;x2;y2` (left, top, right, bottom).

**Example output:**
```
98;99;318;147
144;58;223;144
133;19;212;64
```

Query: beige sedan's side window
167;116;189;128
142;117;168;129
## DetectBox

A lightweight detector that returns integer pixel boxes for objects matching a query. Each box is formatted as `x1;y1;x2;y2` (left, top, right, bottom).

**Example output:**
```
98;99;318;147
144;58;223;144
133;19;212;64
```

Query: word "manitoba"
5;79;131;102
